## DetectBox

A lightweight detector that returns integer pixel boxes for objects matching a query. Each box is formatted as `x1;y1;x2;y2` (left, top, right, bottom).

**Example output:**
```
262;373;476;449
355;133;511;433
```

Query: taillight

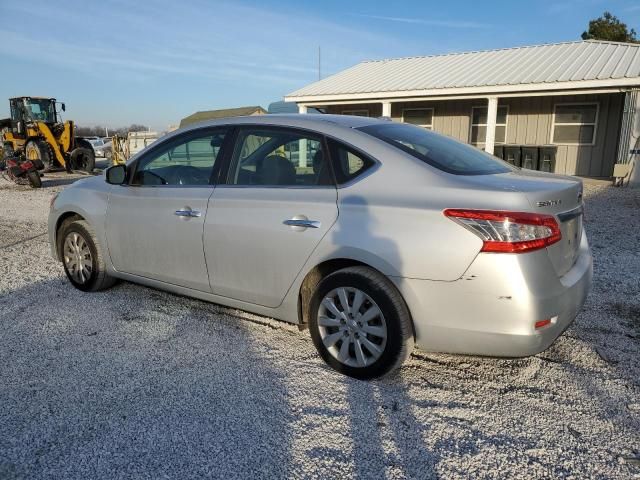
535;319;551;329
443;209;561;253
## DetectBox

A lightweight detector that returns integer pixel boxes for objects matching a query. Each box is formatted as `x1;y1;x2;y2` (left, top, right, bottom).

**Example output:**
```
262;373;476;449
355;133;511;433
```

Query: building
180;106;266;128
267;100;321;114
285;40;640;178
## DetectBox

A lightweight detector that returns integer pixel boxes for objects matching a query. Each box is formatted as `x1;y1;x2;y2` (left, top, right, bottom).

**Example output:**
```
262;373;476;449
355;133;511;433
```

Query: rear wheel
309;266;414;379
27;171;41;188
58;219;117;292
70;140;95;173
25;139;52;170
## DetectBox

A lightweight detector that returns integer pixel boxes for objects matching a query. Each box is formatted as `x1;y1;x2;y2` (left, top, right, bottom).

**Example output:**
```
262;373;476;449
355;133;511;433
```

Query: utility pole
318;46;321;80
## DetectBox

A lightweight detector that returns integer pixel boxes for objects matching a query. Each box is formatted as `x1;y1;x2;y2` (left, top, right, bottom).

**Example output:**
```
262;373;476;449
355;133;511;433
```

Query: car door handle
175;209;201;218
283;218;321;229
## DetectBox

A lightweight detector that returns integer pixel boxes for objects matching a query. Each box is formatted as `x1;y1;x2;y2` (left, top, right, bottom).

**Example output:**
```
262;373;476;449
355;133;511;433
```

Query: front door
106;128;229;292
205;126;338;307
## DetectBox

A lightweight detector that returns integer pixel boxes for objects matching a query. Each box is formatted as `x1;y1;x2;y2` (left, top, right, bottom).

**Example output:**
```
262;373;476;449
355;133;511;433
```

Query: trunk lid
518;172;583;277
460;169;584;276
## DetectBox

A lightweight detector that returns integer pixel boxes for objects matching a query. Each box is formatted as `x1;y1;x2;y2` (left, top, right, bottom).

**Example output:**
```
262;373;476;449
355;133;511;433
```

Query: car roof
179;113;384;133
128;114;390;165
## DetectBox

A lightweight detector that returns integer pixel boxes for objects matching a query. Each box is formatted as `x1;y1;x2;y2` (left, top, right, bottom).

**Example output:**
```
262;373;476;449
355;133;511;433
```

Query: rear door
106;128;229;291
204;126;338;307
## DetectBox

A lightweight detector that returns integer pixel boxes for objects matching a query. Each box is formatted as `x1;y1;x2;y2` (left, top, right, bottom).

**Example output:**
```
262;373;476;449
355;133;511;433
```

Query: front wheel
58;219;117;292
27;171;41;188
25;139;53;170
309;266;414;379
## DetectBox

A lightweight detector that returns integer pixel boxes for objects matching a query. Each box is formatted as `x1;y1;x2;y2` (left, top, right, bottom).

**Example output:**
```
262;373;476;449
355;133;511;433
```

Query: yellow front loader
0;96;94;172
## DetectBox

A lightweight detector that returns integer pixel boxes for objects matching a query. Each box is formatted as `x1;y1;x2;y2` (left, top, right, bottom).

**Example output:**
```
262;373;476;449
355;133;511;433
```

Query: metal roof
286;40;640;101
180;106;266;127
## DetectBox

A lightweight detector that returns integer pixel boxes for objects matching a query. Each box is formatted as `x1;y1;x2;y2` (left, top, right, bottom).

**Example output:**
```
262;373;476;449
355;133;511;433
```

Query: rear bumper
392;230;593;357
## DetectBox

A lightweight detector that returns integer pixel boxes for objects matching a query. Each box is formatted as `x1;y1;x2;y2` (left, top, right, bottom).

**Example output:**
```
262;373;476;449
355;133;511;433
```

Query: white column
382;101;391;118
299;138;308;168
296;105;308;166
484;96;498;154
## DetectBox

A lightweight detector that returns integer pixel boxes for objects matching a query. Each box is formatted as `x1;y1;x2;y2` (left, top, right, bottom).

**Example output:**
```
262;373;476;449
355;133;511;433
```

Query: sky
1;0;639;131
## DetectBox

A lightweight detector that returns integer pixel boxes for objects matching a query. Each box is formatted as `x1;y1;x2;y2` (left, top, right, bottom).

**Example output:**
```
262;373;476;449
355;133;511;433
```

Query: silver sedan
48;114;592;379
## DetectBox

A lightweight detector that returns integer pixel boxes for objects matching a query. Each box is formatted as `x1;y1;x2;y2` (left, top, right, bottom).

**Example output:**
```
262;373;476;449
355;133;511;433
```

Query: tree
582;12;638;43
75;124;149;137
75;125;107;137
127;124;149;133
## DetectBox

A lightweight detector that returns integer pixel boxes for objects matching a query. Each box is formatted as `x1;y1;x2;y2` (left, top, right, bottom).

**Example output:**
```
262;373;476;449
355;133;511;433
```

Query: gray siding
502;93;624;177
327;93;624;177
326;103;382;117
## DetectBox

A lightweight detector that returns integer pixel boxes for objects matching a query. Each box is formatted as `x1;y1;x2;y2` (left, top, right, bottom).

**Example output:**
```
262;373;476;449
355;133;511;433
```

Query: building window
552;103;598;145
402;108;434;129
470;105;508;146
341;109;369;117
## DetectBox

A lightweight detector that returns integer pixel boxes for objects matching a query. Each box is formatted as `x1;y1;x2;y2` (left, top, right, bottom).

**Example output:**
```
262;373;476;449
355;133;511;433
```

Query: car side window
132;130;227;186
327;138;374;184
228;128;333;186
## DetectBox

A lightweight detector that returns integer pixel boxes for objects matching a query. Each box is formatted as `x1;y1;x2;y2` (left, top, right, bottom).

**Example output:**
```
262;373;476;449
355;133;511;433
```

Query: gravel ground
0;174;639;479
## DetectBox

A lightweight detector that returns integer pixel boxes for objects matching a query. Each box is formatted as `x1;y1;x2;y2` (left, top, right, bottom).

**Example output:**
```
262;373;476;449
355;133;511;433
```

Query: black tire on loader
71;138;96;173
25;139;53;171
70;147;95;173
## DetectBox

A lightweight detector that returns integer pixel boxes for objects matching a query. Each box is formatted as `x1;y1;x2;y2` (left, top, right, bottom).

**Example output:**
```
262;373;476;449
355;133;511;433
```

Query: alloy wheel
317;287;387;368
63;232;93;284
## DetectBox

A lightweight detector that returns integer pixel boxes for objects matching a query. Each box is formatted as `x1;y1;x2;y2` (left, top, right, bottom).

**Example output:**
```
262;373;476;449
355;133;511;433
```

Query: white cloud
354;13;491;29
0;0;406;87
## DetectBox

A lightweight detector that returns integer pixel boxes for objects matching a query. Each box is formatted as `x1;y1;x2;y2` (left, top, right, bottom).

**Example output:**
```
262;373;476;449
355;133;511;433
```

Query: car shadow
329;194;439;478
40;176;80;188
0;277;295;479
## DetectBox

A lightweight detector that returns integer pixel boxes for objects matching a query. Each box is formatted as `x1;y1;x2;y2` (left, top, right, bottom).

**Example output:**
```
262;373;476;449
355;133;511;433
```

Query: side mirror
105;164;127;185
61;103;66;112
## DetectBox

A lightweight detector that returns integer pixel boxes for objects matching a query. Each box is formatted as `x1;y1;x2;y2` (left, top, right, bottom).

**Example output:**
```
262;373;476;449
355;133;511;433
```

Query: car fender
48;177;113;270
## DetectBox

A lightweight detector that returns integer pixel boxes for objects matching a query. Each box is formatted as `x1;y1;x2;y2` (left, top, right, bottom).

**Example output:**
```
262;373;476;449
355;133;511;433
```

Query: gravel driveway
0;173;639;479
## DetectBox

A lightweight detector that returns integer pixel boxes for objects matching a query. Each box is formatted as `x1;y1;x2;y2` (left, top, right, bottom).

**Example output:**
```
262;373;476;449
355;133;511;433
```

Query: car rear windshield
358;123;513;175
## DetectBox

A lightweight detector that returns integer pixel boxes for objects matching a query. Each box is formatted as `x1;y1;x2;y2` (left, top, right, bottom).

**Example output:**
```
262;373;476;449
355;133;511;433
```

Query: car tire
309;266;414;379
58;219;117;292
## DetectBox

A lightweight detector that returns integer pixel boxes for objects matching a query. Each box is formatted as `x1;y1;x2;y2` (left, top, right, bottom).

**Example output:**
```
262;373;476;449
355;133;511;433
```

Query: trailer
111;131;160;165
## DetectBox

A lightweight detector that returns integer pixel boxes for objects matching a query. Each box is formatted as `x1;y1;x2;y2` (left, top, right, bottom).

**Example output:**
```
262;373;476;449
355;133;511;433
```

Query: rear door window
227;128;333;186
